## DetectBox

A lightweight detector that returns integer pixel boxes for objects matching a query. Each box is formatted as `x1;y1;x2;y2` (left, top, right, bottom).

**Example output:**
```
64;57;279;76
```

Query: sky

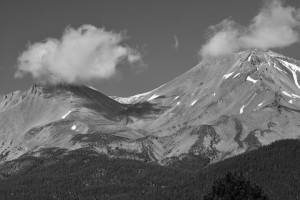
1;0;300;97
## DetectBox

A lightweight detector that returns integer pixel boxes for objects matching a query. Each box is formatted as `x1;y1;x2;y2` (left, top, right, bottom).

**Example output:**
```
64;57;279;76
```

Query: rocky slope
115;49;300;162
0;84;150;163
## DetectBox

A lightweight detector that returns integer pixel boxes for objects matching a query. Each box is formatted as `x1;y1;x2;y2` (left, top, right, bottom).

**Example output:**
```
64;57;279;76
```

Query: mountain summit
1;50;300;164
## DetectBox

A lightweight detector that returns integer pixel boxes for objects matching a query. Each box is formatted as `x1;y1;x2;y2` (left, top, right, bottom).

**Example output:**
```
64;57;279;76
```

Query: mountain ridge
0;49;300;165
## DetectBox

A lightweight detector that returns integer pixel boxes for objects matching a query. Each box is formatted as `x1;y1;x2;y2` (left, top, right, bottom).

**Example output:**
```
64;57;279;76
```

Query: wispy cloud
15;25;143;84
199;0;300;57
173;35;179;50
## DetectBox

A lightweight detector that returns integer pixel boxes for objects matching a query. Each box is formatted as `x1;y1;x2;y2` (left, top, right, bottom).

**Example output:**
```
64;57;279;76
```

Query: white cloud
15;25;142;84
200;0;300;57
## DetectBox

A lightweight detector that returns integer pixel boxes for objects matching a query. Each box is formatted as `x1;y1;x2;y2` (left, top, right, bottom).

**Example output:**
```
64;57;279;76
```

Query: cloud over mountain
15;25;142;84
200;0;300;57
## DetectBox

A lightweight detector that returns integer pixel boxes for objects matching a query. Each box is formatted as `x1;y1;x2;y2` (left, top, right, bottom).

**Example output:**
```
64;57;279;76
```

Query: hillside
0;139;298;200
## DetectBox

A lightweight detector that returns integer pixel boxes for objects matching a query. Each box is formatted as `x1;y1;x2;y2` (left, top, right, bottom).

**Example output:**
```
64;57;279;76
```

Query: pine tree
203;172;269;200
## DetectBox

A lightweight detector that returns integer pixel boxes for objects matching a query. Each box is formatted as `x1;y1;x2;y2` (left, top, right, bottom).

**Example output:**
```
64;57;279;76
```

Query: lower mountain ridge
0;49;300;166
0;139;299;200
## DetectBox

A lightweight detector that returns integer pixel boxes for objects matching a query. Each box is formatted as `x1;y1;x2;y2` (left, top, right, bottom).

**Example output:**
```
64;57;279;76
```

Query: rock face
1;49;300;164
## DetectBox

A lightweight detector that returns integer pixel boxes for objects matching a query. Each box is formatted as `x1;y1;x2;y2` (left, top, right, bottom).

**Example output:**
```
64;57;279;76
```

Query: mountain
115;49;300;162
0;49;300;165
0;84;151;163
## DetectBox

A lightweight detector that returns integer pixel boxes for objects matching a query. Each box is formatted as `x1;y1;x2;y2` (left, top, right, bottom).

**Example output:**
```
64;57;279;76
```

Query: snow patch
233;73;240;78
282;91;292;97
62;111;72;119
174;96;179;100
240;105;245;114
212;93;216;96
112;83;165;104
190;100;197;106
248;54;252;62
279;59;300;89
288;100;293;104
291;93;300;98
258;101;264;107
273;63;286;73
71;125;76;130
88;86;99;91
113;91;151;104
282;91;300;100
176;102;181;106
223;72;234;79
148;94;159;101
246;76;258;84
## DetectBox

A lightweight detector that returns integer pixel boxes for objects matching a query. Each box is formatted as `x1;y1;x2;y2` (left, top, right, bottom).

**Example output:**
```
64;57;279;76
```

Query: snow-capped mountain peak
1;50;300;165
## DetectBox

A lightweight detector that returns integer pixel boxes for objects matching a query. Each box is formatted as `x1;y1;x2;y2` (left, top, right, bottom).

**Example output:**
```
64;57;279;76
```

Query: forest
0;139;299;200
